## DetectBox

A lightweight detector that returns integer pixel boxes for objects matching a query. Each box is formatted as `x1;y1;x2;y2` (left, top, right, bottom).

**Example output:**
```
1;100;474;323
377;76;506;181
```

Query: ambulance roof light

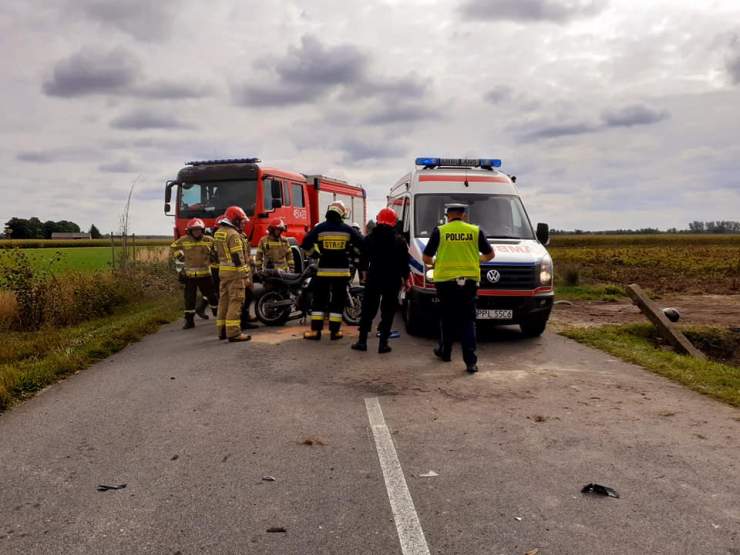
415;157;502;169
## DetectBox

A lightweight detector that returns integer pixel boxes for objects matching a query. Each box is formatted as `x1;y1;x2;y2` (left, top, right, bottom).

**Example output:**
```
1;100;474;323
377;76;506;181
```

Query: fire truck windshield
414;194;535;240
178;180;258;218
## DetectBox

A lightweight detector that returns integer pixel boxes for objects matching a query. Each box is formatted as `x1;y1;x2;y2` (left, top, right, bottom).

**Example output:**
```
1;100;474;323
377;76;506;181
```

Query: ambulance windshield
179;180;258;218
414;194;535;239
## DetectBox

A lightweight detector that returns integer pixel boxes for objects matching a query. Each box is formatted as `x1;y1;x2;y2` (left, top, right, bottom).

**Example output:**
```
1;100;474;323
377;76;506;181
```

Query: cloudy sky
2;0;739;234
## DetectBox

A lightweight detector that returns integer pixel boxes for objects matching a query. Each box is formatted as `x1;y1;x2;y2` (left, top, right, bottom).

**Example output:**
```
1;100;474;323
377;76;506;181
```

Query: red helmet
215;215;226;225
186;218;205;230
269;218;286;230
224;205;247;223
376;208;398;227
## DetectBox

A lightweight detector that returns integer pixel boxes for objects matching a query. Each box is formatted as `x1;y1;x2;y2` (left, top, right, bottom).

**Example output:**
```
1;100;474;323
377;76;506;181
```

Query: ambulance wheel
520;315;548;337
255;290;290;326
404;298;426;337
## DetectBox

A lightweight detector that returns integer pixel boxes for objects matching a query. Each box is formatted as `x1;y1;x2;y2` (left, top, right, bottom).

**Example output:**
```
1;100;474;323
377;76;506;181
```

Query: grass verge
555;284;626;302
0;297;180;412
561;323;740;407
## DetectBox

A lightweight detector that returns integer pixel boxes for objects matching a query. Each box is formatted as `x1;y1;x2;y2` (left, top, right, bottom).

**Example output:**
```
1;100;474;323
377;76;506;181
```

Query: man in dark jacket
352;208;410;354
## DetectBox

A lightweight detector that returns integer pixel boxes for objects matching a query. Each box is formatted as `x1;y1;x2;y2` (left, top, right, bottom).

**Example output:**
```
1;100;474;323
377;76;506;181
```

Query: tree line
3;217;102;239
552;221;740;234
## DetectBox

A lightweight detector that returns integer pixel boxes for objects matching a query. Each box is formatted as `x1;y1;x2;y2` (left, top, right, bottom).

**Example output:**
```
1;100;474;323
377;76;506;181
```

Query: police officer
422;204;494;373
255;218;294;272
213;206;252;343
351;208;409;354
170;218;218;329
301;201;363;341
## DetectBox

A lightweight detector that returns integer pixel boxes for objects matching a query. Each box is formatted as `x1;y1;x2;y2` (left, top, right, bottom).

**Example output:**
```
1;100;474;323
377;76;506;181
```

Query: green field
0;246;171;273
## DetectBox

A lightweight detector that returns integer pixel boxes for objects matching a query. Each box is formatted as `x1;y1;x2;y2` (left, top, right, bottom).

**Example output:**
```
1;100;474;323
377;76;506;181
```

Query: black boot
351;331;368;351
182;313;195;329
196;297;209;320
378;336;392;354
433;346;451;362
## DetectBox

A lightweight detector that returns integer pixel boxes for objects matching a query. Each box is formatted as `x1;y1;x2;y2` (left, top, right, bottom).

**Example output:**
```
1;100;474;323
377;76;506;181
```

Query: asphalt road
1;317;738;554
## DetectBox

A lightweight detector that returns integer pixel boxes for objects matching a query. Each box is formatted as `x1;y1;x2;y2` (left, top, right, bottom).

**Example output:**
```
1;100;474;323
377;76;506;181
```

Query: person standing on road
214;206;252;343
170;218;218;330
255;218;294;272
351;208;409;354
422;204;494;373
301;201;363;341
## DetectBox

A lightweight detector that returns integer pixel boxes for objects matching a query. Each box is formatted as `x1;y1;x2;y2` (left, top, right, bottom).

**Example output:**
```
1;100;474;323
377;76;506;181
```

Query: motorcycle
254;264;364;327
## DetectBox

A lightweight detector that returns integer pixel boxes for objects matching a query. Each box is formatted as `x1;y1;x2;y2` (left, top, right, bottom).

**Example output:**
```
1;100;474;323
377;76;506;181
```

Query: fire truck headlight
539;255;553;285
425;269;435;282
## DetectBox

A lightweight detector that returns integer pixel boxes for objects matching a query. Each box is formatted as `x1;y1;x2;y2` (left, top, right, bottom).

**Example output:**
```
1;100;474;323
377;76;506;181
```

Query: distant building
51;232;91;240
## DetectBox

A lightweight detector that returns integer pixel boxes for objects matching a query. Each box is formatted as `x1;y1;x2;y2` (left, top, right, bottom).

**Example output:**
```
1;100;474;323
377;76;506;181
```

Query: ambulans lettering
444;232;474;241
495;245;531;254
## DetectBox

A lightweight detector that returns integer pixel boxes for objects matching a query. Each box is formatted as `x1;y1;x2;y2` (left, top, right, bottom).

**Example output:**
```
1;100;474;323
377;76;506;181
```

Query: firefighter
422;203;494;373
213;206;252;342
301;201;363;341
170;218;218;329
351;208;409;354
238;219;259;331
255;218;294;272
196;217;222;318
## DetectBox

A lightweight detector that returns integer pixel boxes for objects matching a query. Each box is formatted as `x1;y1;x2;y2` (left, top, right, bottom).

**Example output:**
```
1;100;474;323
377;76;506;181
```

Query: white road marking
365;397;431;555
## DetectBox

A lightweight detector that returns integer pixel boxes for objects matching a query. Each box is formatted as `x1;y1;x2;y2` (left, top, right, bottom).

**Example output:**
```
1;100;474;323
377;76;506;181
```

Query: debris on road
302;437;326;446
514;516;523;521
662;307;680;322
525;549;540;555
553;300;574;306
262;476;276;482
171;454;179;461
581;483;619;498
96;484;127;492
376;331;401;339
266;527;287;533
419;470;438;477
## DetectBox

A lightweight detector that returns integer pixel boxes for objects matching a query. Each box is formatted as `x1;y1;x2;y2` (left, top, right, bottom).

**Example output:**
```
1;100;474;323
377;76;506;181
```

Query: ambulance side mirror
536;223;550;246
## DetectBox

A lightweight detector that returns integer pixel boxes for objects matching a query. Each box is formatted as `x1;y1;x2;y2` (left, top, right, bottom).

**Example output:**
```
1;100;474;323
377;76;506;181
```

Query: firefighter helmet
224;205;247;223
327;200;347;219
215;215;226;225
376;208;397;227
269;218;286;231
186;218;205;230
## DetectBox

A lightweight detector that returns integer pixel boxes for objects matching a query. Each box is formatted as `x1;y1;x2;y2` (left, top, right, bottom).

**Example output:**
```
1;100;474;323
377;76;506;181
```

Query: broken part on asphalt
581;483;619;498
96;483;127;492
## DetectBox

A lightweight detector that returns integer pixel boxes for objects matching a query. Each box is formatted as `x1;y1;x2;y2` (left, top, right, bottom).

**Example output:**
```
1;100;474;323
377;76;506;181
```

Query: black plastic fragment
96;483;127;492
581;483;619;498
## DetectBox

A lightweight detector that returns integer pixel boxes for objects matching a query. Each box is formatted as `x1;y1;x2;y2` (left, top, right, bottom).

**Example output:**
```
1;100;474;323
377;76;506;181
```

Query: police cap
445;203;468;213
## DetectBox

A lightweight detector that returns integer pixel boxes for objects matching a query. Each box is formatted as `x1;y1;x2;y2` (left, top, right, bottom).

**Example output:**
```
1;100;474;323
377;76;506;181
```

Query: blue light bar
415;157;440;167
186;158;261;166
415;157;503;169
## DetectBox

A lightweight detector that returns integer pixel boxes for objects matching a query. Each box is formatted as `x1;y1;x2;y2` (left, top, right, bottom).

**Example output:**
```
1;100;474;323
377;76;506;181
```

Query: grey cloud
16;147;98;163
601;104;670;127
459;0;607;23
353;73;429;102
361;103;436;126
234;36;367;107
80;0;176;41
339;138;405;162
518;121;599;141
727;43;740;84
132;81;214;100
43;47;140;97
484;86;514;104
110;108;195;130
99;159;137;173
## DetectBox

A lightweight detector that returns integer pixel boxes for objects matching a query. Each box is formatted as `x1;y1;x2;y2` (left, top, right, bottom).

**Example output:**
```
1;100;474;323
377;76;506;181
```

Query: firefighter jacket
301;220;363;278
256;235;294;272
214;224;251;284
170;234;214;278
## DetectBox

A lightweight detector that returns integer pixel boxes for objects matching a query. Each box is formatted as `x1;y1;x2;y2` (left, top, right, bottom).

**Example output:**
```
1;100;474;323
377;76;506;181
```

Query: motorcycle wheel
255;290;291;326
343;289;363;326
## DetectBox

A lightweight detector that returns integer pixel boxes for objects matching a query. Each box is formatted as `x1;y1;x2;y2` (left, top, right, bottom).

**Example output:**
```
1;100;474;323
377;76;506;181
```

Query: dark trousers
436;279;478;365
310;276;349;333
240;287;255;328
359;281;399;339
184;276;217;317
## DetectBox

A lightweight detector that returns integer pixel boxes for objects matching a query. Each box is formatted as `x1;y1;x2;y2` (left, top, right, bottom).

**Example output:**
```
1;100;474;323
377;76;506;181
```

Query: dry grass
0;290;17;329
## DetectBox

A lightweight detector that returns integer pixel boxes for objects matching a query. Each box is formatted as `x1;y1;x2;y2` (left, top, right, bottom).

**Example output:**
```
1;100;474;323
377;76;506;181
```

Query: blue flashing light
479;158;502;168
415;157;440;167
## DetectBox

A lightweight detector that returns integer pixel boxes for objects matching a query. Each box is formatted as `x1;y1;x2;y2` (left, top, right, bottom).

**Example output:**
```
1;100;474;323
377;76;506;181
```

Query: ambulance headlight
539;255;553;285
425;269;435;282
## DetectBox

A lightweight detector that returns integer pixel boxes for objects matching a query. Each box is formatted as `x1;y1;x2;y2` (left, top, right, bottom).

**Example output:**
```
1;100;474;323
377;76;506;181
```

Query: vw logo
486;269;501;284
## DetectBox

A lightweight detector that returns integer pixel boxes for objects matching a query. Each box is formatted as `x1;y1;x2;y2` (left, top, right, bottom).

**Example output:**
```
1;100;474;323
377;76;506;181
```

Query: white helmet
327;200;348;219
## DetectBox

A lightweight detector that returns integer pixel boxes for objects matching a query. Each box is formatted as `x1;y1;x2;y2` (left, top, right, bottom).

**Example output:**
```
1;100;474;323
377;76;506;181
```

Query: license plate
476;309;513;320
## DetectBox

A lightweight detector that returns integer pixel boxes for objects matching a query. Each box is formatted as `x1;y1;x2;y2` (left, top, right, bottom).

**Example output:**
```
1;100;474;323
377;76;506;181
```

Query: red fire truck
164;158;367;248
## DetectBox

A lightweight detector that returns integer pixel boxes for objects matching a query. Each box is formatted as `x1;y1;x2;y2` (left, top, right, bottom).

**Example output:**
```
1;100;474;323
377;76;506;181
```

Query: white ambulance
387;157;554;337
